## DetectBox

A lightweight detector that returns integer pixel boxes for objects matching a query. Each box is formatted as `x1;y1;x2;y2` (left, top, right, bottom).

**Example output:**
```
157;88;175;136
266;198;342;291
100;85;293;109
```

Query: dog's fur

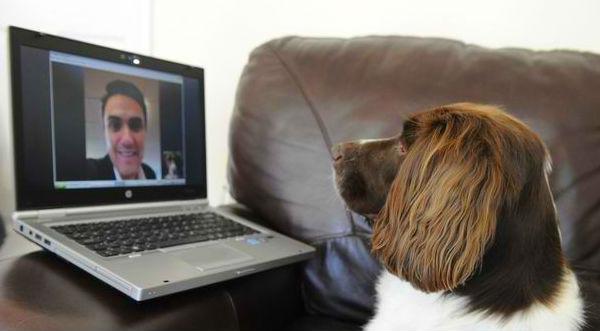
332;103;586;330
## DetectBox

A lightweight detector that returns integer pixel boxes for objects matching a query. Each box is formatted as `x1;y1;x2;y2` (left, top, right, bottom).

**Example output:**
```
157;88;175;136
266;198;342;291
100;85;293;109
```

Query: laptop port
19;225;24;232
44;239;51;246
35;233;42;241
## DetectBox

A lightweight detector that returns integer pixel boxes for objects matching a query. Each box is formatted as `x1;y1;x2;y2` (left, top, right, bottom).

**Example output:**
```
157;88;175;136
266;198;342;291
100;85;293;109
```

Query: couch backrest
228;36;600;323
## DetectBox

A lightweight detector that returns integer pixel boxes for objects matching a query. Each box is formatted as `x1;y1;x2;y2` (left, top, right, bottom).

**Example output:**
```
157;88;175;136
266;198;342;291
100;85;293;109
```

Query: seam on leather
308;232;372;245
264;40;356;235
265;41;334;158
354;231;373;238
554;164;600;199
307;231;353;244
224;290;241;329
346;210;358;236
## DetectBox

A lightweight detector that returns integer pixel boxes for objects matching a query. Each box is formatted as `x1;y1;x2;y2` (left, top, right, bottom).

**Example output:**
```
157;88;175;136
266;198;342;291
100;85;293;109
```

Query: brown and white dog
332;103;586;330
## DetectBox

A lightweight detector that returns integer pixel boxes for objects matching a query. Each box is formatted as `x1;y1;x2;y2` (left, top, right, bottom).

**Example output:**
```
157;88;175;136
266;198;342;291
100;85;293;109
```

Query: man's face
103;94;146;179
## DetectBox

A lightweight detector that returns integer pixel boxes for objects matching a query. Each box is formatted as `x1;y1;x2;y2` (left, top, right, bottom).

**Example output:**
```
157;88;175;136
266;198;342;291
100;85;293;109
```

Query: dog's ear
372;114;506;292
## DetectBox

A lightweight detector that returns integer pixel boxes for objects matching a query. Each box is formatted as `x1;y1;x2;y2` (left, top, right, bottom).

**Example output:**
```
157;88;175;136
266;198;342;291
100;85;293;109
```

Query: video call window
50;51;186;189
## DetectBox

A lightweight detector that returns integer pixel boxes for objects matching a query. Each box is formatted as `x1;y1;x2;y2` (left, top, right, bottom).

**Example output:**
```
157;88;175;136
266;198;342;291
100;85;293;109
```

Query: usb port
19;225;24;232
44;239;51;246
35;233;42;241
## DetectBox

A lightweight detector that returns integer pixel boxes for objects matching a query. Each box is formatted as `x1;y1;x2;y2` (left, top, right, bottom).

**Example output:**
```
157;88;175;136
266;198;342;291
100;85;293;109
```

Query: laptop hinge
14;200;208;221
38;208;68;219
12;210;40;221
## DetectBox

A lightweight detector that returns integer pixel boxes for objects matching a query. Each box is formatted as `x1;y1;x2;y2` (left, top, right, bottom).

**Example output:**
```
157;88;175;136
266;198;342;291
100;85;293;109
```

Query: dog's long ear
372;114;507;292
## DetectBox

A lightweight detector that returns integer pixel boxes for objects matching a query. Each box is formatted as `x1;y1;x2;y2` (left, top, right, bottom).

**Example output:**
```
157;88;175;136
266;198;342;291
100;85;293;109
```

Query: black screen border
10;26;207;211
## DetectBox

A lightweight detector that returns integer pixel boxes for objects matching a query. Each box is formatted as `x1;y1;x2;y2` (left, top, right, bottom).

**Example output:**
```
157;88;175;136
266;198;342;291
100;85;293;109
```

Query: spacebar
158;235;210;248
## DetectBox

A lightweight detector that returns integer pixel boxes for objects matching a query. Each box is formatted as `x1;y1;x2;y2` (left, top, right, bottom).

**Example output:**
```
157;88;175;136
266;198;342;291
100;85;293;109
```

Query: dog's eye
397;137;408;155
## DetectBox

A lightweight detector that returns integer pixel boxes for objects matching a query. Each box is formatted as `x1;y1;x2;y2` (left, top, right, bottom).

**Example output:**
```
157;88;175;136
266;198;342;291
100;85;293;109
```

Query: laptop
9;26;315;301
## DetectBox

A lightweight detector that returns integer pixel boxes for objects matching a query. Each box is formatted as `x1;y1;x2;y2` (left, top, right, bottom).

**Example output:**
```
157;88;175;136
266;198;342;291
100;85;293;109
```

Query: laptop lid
10;27;207;211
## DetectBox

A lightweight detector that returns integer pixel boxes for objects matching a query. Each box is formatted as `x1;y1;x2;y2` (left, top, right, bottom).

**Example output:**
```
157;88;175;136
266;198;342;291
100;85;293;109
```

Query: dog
332;103;588;330
162;151;183;179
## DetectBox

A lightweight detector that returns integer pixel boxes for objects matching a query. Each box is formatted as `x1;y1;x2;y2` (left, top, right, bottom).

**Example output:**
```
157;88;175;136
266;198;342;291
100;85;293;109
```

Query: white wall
152;0;600;206
0;0;152;221
2;0;599;221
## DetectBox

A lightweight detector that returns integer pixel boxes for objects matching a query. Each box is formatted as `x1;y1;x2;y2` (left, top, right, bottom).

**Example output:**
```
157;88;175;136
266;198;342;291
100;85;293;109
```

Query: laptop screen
49;50;187;189
11;27;207;210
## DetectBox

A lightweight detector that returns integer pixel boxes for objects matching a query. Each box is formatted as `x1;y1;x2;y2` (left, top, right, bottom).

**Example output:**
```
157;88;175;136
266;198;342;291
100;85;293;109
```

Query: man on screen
86;80;156;180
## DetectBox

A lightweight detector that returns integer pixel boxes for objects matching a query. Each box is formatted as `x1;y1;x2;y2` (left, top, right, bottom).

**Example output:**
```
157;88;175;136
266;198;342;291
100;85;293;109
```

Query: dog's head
333;103;560;293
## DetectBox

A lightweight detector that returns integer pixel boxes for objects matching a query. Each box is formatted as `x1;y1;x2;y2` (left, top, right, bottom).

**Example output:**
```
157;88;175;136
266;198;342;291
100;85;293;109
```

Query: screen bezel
10;26;207;211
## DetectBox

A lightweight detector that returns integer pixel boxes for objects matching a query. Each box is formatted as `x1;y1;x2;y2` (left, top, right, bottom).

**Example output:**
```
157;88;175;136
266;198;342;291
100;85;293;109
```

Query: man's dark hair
101;80;147;122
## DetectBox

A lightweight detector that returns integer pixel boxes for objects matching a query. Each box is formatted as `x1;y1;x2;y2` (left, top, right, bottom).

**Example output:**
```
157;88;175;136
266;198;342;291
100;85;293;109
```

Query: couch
1;35;600;330
227;35;600;329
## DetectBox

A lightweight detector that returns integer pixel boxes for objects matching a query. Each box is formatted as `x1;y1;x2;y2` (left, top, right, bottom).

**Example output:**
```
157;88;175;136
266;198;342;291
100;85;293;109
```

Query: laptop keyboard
51;212;260;257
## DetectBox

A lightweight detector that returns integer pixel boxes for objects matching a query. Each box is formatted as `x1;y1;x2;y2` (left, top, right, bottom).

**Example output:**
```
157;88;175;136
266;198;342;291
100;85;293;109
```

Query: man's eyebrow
107;116;122;121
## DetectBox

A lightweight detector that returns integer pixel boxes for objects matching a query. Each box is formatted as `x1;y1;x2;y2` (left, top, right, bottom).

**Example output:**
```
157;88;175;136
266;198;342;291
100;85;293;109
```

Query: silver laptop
9;26;315;301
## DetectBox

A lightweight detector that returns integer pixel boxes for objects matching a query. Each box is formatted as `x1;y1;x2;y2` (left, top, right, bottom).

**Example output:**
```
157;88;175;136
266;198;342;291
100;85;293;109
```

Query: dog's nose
332;144;344;161
332;142;359;161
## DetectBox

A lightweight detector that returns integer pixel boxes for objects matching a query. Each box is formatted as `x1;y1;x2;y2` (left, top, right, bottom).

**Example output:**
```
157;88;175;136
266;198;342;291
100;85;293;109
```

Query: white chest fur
365;270;585;331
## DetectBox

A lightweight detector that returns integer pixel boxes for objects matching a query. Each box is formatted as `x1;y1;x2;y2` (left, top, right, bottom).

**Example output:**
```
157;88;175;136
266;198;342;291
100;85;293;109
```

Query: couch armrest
226;263;305;330
0;253;307;331
0;251;238;330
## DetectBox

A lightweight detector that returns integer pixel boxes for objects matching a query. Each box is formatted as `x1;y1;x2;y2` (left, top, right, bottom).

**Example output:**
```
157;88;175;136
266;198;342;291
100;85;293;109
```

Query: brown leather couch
2;36;600;330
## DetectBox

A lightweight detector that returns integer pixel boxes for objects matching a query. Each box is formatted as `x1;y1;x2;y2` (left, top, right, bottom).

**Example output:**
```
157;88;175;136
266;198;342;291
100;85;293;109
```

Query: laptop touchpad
171;244;253;271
